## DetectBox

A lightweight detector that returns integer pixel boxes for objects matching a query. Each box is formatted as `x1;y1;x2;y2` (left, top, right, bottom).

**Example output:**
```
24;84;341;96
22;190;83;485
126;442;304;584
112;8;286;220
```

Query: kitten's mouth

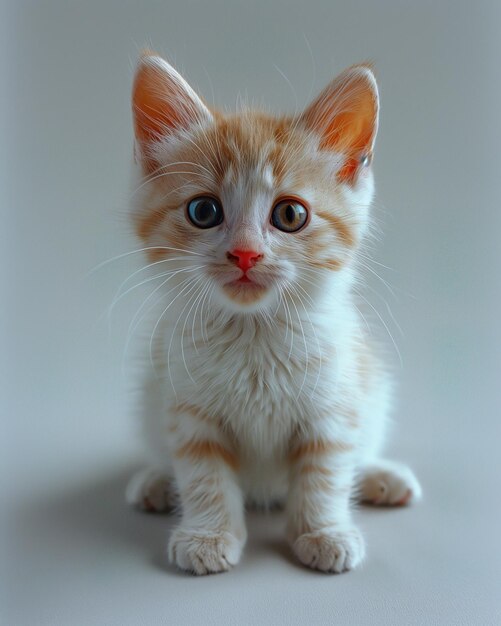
222;274;269;304
225;271;262;287
225;277;265;290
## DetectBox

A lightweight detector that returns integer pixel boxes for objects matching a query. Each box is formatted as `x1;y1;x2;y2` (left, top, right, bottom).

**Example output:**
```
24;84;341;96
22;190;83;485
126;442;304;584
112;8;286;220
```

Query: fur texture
125;54;421;575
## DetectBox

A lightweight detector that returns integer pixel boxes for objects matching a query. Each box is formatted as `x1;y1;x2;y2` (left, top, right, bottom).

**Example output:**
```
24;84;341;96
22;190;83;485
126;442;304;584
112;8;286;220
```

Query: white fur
126;58;421;575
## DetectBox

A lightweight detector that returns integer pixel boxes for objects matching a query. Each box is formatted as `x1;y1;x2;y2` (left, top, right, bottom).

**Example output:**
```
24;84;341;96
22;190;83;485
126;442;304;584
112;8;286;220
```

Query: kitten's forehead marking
222;161;275;196
222;165;235;187
262;165;274;189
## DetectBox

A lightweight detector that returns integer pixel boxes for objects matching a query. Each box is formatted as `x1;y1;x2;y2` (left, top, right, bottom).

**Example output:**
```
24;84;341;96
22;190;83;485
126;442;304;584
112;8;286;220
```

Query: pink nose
226;249;263;272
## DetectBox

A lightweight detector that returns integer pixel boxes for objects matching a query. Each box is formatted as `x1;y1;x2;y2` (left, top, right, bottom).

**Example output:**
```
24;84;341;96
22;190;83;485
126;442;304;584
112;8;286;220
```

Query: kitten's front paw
168;527;244;575
292;526;365;573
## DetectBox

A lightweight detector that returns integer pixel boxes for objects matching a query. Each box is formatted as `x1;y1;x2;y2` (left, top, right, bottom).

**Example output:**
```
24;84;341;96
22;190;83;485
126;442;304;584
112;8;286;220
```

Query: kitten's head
131;54;378;315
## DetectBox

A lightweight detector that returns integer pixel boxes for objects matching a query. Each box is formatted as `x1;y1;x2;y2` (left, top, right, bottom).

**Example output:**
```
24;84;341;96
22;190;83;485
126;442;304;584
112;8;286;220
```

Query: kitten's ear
301;65;379;184
132;53;212;170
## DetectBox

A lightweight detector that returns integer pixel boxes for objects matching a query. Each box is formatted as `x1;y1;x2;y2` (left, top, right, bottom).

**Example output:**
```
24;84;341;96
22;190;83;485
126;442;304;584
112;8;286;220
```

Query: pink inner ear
319;97;376;153
132;58;184;146
322;103;376;184
303;67;378;184
132;55;211;174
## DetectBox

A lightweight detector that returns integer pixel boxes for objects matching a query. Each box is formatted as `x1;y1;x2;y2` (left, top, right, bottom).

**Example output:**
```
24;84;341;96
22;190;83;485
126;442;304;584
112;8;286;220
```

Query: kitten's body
126;55;421;574
138;308;389;504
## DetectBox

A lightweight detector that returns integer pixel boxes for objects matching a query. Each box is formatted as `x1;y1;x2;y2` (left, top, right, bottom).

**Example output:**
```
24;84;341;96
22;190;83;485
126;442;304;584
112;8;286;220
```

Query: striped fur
125;54;422;575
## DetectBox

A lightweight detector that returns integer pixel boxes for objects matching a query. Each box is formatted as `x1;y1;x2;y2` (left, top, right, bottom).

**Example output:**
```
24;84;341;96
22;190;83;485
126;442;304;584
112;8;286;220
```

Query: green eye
271;200;308;233
187;196;224;229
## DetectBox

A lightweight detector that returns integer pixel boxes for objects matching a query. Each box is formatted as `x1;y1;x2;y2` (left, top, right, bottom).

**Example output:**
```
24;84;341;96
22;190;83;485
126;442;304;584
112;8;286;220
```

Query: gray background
2;1;500;624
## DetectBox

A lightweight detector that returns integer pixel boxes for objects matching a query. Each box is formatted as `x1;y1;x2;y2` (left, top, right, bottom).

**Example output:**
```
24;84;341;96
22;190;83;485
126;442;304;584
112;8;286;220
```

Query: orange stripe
136;206;169;240
310;258;343;271
290;439;354;463
316;210;355;247
176;439;239;471
299;464;335;476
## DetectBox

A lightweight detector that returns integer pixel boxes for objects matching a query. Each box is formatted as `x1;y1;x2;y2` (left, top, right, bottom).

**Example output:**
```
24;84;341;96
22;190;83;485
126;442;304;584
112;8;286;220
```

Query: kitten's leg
167;411;246;575
356;459;422;506
126;467;178;512
286;427;365;574
126;373;179;512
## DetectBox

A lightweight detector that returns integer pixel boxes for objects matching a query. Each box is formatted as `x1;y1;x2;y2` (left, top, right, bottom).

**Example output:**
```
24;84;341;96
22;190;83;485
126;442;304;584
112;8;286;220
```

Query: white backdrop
2;1;501;624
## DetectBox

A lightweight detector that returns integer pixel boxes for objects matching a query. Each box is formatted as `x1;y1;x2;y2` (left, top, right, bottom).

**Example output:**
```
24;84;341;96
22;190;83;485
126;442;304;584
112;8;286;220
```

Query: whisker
192;282;211;353
130;161;215;196
293;284;322;398
201;283;216;345
149;275;202;378
354;288;403;368
87;245;204;275
357;251;397;272
169;277;206;387
362;282;404;338
284;284;309;400
107;257;200;322
166;278;209;398
122;268;203;366
180;279;208;372
357;260;398;300
279;285;294;359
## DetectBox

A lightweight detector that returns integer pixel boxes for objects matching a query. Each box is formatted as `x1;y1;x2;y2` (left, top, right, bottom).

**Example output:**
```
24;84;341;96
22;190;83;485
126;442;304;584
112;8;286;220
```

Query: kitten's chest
178;317;335;453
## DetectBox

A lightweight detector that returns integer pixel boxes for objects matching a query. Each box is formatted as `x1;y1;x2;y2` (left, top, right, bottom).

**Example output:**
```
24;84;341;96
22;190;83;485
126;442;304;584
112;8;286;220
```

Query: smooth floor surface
4;429;500;626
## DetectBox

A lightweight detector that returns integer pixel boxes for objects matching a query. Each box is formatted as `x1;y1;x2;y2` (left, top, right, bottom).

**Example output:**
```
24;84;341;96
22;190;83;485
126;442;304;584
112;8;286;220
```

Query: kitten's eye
271;200;308;233
187;196;224;229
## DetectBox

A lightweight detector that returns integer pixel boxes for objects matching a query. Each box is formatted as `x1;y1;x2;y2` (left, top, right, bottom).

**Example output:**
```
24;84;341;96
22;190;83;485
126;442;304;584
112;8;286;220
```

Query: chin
218;279;276;314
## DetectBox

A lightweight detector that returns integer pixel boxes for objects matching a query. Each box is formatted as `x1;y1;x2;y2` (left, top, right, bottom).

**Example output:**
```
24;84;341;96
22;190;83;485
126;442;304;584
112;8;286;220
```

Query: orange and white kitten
125;53;421;575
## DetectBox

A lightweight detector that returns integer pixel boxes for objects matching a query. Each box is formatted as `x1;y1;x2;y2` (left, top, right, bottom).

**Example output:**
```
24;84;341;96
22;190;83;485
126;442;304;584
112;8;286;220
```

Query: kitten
125;53;422;575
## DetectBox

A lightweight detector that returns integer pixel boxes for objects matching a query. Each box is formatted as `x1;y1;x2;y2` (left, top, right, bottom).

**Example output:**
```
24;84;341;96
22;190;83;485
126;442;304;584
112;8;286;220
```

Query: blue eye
271;200;308;233
187;196;224;229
